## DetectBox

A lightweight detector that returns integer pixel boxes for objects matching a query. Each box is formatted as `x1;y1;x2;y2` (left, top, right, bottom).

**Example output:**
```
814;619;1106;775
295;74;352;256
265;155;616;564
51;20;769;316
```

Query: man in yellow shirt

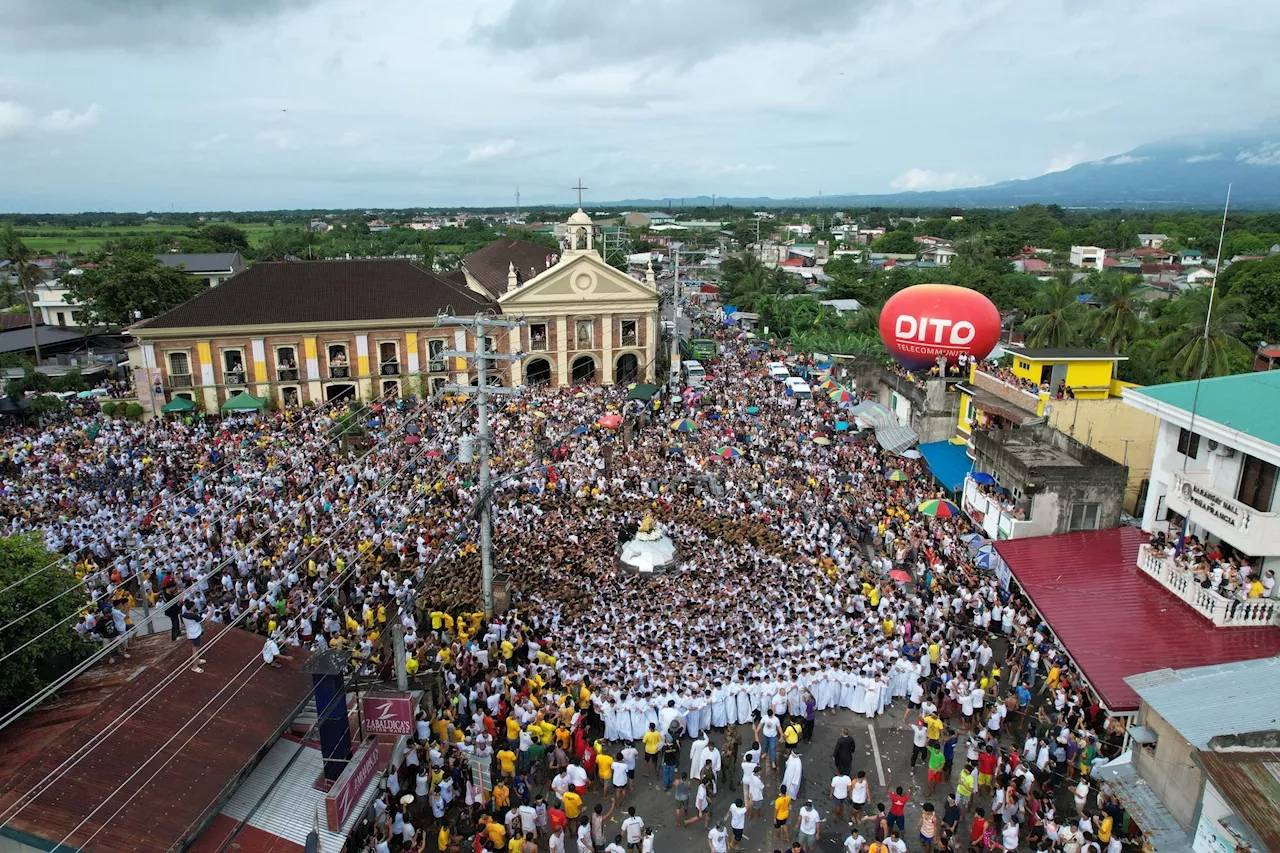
506;714;521;744
597;751;615;785
642;723;663;777
773;787;792;843
562;788;583;819
924;713;943;742
484;819;507;850
497;747;517;779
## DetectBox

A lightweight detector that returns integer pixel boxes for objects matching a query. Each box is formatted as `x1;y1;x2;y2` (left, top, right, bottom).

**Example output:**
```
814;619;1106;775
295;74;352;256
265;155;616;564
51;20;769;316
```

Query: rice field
14;223;276;255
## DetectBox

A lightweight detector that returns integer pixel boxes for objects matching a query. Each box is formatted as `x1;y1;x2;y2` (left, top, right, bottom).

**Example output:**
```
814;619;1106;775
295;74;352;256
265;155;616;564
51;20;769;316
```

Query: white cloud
464;139;516;163
1184;153;1221;163
0;100;100;139
890;168;982;191
1105;154;1148;166
338;130;363;148
1236;142;1280;166
192;131;229;150
717;163;777;175
1044;150;1087;173
256;129;295;150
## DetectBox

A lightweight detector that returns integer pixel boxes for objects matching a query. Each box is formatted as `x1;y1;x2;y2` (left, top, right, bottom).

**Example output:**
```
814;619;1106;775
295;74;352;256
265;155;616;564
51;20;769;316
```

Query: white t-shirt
761;716;780;737
1002;822;1019;851
798;806;821;835
729;803;747;829
913;724;929;747
262;638;281;663
708;827;727;853
613;761;629;787
621;816;644;843
845;834;865;853
851;778;869;804
831;775;852;799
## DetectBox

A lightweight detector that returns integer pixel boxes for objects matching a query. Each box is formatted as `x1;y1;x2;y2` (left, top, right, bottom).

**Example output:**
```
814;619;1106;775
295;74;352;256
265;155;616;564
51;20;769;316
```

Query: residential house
154;252;247;287
1178;249;1203;265
958;348;1156;512
366;219;390;232
1012;257;1051;274
31;275;84;327
782;223;814;237
919;244;957;265
1126;370;1280;582
1069;245;1106;269
1255;343;1280;371
1137;233;1169;248
622;211;675;228
1181;267;1216;287
1103;657;1280;851
307;219;332;233
129;210;659;414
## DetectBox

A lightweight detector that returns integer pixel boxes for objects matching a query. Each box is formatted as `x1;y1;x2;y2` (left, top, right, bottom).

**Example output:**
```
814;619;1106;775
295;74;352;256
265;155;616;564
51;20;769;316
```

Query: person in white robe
689;732;709;780
782;750;803;799
711;683;728;729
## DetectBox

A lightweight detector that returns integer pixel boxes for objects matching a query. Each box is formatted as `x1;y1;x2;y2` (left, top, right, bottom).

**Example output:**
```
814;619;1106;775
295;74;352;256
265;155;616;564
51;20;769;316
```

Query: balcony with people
1138;530;1278;627
327;345;349;379
276;347;298;382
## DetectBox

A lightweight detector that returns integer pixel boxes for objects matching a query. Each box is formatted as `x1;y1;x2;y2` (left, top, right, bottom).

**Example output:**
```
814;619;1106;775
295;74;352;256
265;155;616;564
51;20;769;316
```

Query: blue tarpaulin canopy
918;440;973;494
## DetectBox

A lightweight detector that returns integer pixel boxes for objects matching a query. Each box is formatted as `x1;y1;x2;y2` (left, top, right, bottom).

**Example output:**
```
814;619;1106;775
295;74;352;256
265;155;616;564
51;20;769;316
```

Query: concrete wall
1048;397;1159;513
872;369;962;445
1134;703;1205;832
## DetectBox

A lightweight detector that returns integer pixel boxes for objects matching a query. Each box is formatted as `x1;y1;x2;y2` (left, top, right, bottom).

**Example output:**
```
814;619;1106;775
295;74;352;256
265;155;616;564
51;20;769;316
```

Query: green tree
1022;278;1082;348
1085;274;1145;353
191;224;250;253
0;534;92;715
1219;255;1280;348
870;230;917;254
1155;288;1253;379
0;225;43;362
64;250;206;325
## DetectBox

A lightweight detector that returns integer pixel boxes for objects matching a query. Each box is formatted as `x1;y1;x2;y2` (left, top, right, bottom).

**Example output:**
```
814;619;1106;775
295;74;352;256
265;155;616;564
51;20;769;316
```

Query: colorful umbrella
812;436;831;446
888;470;909;481
714;445;742;459
835;421;850;431
425;450;441;458
671;418;698;433
571;425;589;435
597;414;622;429
531;411;547;419
745;406;760;415
972;544;998;570
960;532;986;544
828;388;854;404
918;498;962;518
900;449;923;459
970;471;998;486
888;569;913;583
819;378;839;391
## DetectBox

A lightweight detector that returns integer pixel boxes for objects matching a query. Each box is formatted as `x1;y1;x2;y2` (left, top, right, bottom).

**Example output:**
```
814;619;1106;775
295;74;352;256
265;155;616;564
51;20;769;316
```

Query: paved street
572;707;942;853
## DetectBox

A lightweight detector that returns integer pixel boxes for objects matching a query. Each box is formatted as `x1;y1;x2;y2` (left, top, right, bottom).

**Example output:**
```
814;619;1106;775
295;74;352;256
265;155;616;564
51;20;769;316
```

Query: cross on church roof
572;179;588;207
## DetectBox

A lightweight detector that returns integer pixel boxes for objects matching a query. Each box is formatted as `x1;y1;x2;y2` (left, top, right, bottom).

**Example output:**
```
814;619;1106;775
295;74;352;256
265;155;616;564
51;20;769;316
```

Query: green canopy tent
625;383;661;402
161;396;196;414
220;393;267;413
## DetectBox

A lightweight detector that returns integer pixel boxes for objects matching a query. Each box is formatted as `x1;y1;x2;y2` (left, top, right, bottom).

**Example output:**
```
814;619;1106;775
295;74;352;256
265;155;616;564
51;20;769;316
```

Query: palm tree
1087;274;1145;353
1022;279;1082;348
1156;288;1252;379
0;225;41;364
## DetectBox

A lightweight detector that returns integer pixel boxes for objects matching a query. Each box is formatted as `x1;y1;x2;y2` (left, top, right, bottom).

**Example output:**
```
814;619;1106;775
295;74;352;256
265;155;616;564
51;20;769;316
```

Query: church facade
127;210;661;412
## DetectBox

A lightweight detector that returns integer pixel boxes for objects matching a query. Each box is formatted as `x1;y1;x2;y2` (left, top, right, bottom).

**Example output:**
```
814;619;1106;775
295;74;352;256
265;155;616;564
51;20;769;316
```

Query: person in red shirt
547;803;567;833
970;808;989;847
888;785;910;832
977;746;999;795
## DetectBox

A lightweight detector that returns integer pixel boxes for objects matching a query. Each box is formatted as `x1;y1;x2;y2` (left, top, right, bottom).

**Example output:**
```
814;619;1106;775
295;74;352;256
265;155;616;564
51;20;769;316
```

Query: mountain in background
606;130;1280;210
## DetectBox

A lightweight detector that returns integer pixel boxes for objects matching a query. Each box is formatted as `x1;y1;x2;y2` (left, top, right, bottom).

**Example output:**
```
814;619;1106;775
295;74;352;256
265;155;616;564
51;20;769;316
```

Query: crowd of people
0;320;1137;852
1145;531;1274;601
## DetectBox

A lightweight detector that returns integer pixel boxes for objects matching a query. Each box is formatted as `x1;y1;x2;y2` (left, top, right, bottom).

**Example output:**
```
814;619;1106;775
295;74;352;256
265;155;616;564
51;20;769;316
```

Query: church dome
567;207;593;226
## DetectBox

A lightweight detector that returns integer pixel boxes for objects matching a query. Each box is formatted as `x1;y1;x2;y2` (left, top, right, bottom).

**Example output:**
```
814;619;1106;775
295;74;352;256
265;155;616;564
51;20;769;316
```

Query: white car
766;362;790;382
784;377;812;399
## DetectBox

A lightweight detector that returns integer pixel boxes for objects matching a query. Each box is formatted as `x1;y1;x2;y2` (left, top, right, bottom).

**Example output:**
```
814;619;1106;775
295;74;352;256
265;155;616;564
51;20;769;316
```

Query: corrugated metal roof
1125;656;1280;749
1093;754;1194;853
1195;750;1280;852
994;528;1280;712
0;627;311;853
213;738;384;853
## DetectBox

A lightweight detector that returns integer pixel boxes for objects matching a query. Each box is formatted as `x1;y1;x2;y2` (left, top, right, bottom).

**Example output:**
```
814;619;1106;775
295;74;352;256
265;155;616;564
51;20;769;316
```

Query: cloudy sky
1;0;1277;212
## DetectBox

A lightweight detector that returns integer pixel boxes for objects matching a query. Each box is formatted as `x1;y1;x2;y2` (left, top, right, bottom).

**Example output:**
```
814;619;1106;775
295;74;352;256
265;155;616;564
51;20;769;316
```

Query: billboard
325;738;382;831
360;692;415;737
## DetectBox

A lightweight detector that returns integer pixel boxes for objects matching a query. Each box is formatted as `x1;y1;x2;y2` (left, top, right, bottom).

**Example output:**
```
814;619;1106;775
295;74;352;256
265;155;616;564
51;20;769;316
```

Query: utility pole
436;313;524;617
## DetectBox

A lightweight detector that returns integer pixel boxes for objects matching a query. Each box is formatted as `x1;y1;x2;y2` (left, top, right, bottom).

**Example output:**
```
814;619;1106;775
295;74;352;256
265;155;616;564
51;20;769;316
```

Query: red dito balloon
879;283;1001;368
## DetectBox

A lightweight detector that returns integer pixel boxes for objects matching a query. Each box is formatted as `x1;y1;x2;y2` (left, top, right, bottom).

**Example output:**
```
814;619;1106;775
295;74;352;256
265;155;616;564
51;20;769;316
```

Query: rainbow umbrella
714;445;742;459
828;388;854;404
888;470;909;481
918;498;962;518
819;378;840;391
671;418;698;433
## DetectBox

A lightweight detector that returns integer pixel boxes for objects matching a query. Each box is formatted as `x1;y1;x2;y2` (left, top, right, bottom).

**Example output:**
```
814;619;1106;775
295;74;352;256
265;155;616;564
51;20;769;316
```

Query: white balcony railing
1136;545;1280;627
963;480;1034;540
1164;469;1280;558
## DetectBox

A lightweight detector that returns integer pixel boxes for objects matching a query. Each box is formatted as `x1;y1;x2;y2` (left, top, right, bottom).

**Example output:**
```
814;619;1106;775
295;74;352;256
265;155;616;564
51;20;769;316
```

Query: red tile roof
993;528;1280;712
777;258;806;267
1021;258;1050;272
0;627;311;853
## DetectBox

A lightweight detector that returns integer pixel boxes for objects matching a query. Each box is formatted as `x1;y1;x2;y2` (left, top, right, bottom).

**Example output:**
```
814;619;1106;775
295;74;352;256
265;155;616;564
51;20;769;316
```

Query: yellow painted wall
1047;397;1159;512
957;391;974;434
1010;357;1116;400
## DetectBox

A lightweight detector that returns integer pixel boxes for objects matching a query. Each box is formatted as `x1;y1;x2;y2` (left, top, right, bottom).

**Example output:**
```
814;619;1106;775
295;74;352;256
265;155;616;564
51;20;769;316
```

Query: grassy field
16;223;276;256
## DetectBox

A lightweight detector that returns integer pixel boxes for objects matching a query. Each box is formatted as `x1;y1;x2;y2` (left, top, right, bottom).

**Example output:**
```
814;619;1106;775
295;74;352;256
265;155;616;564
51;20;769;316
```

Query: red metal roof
0;627;311;853
994;528;1280;712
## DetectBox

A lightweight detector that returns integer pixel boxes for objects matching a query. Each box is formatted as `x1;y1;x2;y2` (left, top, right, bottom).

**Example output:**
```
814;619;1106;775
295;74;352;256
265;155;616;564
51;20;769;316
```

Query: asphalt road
577;706;942;853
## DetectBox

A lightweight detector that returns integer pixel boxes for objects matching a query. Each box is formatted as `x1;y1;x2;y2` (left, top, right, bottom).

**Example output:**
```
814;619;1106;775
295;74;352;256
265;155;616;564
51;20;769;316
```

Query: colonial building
128;210;661;412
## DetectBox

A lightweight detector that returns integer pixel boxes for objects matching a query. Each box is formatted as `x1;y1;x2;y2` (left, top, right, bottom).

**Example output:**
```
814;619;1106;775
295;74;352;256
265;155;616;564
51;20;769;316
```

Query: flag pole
1175;183;1230;551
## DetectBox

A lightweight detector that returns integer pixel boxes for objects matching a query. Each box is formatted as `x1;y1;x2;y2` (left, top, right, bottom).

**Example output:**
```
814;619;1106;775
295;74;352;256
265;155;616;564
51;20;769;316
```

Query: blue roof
918;440;973;493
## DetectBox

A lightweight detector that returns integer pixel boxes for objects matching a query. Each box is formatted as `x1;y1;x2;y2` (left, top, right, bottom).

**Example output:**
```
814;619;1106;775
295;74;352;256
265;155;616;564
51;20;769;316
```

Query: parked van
766;362;790;382
784;377;812;399
682;359;706;388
